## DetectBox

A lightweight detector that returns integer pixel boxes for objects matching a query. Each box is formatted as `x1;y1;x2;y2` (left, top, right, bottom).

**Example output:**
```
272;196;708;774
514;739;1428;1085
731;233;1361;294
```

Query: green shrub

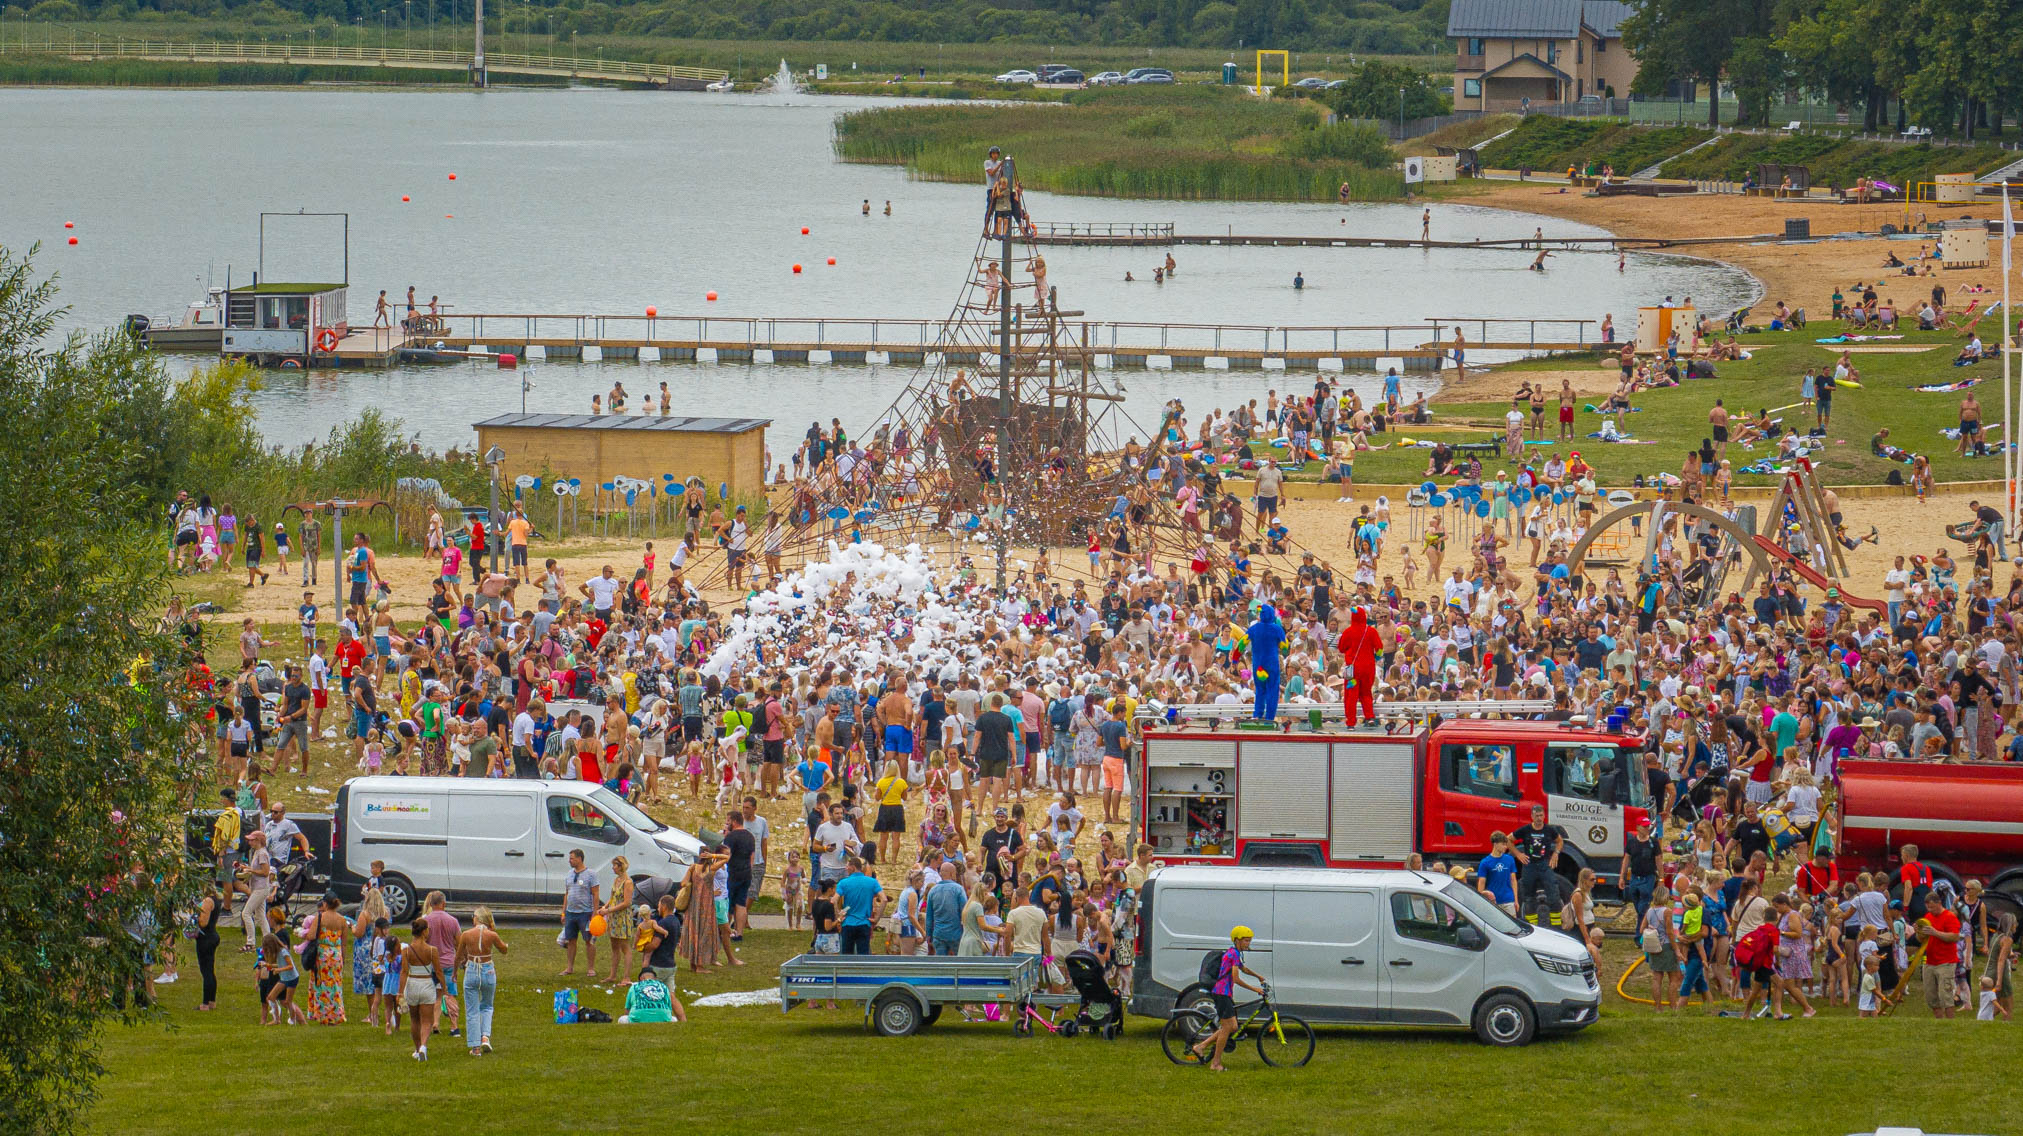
1122;112;1177;139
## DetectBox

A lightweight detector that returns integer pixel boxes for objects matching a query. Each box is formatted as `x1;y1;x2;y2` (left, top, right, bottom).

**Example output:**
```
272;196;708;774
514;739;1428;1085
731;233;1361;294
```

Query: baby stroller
1061;949;1124;1040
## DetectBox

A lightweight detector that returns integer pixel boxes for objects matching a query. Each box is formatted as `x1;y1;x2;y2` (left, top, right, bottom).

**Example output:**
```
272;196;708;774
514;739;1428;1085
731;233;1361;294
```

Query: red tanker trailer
1836;759;2023;919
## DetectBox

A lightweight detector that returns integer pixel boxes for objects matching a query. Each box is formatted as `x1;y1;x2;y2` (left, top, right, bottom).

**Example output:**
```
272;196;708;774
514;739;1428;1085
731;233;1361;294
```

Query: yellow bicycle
1160;984;1314;1068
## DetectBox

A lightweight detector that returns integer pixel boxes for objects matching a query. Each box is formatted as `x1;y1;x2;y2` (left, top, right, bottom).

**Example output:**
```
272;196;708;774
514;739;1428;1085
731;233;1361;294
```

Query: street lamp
379;9;387;56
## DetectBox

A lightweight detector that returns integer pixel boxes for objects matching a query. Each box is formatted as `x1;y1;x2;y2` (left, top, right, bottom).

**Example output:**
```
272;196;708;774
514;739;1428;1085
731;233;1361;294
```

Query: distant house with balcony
1448;0;1638;113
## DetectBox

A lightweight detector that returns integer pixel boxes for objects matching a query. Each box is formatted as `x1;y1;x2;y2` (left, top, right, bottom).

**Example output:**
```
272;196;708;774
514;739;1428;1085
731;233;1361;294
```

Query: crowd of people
157;249;2023;1049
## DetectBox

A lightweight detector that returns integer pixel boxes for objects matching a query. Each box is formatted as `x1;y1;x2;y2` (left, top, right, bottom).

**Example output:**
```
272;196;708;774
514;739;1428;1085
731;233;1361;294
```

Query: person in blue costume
1247;602;1286;720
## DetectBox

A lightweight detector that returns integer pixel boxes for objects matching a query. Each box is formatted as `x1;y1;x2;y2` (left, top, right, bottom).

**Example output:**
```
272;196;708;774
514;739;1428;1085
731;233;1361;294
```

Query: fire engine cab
1137;702;1652;887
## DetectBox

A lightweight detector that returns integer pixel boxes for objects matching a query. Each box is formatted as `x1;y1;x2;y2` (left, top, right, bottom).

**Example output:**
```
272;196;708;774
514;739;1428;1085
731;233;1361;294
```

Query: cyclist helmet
1230;925;1254;941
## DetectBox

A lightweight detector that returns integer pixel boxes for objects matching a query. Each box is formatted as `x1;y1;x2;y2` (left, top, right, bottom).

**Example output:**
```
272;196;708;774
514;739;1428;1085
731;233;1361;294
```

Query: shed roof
473;413;771;433
1448;0;1631;39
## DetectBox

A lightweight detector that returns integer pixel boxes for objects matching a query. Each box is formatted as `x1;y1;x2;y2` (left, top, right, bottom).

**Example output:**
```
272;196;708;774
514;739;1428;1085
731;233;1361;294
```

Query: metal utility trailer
779;954;1080;1037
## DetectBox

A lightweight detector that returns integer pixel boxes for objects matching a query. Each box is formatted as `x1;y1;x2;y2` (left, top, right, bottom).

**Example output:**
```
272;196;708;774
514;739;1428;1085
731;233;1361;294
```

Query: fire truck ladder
1147;699;1556;727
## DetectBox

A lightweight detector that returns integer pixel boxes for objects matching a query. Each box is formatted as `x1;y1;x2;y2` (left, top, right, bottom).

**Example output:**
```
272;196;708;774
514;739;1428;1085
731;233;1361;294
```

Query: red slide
1750;535;1887;613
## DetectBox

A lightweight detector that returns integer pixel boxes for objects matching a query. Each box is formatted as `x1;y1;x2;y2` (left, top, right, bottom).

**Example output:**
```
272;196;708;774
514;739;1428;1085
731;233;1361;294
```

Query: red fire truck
1837;759;2023;920
1137;706;1653;888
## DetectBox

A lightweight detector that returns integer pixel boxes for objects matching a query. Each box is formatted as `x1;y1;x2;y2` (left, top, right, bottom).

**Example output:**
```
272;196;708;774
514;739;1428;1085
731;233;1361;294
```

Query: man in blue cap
1247;602;1286;720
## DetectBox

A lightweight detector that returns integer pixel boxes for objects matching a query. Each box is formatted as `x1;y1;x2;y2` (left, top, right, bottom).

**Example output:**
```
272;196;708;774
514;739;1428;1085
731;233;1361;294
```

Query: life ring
280;358;302;368
314;327;340;352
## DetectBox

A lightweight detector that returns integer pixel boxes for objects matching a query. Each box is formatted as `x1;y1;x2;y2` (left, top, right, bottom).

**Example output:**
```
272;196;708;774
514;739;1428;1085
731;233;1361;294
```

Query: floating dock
313;312;1597;371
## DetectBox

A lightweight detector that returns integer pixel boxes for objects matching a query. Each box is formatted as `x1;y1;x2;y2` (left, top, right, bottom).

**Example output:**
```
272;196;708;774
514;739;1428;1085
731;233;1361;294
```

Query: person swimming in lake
1164;253;1176;275
1293;271;1305;290
1530;249;1553;272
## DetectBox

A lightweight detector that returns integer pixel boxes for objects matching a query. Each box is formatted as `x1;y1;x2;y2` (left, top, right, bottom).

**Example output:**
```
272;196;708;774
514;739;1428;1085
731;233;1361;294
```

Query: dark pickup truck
187;808;334;902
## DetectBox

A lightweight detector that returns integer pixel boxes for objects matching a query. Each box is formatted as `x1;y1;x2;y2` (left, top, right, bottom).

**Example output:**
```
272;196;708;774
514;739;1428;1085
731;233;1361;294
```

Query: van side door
449;790;540;903
1268;887;1382;1023
1153;886;1276;998
541;790;630;899
1381;890;1485;1027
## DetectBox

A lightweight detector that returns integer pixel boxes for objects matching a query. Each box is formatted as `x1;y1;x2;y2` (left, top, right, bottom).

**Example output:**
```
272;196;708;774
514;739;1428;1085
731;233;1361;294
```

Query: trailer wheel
871;992;923;1037
1472;992;1537;1047
921;1004;943;1028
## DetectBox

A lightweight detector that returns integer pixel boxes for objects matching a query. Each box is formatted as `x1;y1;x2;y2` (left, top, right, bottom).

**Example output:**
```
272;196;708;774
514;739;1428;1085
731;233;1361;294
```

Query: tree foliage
1629;0;2023;135
5;0;1456;53
0;246;208;1134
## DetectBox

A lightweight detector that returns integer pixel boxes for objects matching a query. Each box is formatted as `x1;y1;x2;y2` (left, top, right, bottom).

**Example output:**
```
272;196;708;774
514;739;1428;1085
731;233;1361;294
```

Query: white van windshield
588;786;664;833
1441;878;1531;937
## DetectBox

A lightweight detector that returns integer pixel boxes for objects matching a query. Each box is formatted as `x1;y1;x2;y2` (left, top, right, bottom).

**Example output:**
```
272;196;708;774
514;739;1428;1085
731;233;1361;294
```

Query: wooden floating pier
1019;221;1778;250
315;312;1597;371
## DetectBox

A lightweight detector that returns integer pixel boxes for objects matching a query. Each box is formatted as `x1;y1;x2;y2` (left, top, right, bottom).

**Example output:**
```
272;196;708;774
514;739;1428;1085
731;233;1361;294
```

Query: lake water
1;87;1756;454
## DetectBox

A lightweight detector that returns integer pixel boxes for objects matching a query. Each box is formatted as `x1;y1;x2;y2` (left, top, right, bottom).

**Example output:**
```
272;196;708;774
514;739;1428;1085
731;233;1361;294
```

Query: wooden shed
473;413;770;496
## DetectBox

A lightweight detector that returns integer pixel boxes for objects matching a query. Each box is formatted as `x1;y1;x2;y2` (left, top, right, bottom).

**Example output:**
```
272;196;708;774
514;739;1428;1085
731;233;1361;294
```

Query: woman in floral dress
307;893;349;1024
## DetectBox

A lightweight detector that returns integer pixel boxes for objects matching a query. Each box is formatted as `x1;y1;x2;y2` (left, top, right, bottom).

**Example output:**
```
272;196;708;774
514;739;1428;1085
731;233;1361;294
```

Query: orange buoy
792;264;802;273
646;306;658;318
706;291;718;301
445;214;454;219
826;257;836;265
401;195;410;202
63;221;74;229
800;226;809;235
67;236;78;245
448;173;457;180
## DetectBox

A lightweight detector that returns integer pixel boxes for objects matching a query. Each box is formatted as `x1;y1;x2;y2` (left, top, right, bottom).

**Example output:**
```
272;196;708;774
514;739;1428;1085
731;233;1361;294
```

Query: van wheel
871;992;922;1037
379;874;418;923
1174;983;1217;1019
1473;993;1536;1047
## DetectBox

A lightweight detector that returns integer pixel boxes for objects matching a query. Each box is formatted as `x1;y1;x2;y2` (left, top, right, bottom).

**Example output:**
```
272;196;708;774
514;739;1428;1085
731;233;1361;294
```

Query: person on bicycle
1196;926;1263;1072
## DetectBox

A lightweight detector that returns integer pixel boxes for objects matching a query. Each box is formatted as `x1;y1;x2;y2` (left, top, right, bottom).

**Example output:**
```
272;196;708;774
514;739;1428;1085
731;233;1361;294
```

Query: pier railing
435;313;1596;355
1029;221;1176;240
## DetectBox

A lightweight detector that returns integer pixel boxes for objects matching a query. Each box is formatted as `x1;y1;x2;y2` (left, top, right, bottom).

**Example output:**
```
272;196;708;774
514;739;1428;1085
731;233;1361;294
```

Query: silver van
1130;866;1599;1045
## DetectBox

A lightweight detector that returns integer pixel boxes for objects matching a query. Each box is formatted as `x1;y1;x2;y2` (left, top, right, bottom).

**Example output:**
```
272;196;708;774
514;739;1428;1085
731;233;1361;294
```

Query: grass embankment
1254;326;2000;487
90;923;2013;1135
1660;133;2016;187
1477;117;1713;175
805;79;1072;102
0;58;525;86
1399;113;1520;156
835;85;1403;201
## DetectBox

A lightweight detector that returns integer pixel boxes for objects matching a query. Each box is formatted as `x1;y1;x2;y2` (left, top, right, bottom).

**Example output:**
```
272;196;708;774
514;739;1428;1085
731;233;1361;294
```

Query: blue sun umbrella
1430;493;1448;507
1474;500;1491;517
825;506;850;520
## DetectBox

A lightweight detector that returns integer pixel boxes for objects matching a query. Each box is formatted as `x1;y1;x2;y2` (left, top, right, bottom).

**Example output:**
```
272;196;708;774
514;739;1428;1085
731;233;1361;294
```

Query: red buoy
706;291;718;301
792;264;802;273
67;236;78;245
401;195;410;202
646;306;658;318
826;257;836;265
63;221;74;229
448;173;458;180
800;227;809;235
497;353;517;368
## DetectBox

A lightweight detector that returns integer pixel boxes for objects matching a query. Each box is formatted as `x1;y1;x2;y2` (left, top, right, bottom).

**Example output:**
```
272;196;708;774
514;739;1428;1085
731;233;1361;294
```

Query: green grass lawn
90;927;2016;1135
1257;325;2002;488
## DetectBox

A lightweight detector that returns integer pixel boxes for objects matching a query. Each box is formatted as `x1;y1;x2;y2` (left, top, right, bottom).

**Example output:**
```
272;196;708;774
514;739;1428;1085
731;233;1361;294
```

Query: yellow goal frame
1256;49;1289;91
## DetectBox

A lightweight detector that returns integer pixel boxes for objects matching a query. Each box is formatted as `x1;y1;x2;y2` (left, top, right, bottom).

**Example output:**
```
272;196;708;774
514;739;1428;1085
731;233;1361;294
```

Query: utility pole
472;0;486;87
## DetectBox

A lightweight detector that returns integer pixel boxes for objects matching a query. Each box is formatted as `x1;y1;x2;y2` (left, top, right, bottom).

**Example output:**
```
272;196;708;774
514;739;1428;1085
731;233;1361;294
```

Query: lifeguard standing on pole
1336;607;1383;728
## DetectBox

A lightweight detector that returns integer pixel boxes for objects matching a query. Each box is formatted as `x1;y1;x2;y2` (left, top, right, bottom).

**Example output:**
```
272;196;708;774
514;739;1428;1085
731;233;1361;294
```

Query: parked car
1124;67;1175;84
1292;76;1331;90
1047;69;1087;85
1036;63;1077;81
1325;78;1350;89
1088;70;1126;85
995;69;1039;84
1576;94;1603;107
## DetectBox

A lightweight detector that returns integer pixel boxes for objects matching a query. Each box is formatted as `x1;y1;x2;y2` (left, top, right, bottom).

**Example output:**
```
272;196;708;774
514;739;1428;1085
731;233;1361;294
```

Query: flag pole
2005;181;2015;531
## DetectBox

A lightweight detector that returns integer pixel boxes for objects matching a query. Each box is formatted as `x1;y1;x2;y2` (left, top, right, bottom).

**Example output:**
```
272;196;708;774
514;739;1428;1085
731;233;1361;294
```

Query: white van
1130;866;1599;1046
329;777;704;923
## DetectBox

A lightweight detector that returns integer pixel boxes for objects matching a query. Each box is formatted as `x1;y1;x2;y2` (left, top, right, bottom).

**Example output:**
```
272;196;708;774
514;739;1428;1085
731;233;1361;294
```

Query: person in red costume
1336;607;1382;727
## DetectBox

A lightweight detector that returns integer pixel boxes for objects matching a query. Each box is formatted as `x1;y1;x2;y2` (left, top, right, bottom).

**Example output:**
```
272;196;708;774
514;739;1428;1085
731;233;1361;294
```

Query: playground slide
1749;535;1887;613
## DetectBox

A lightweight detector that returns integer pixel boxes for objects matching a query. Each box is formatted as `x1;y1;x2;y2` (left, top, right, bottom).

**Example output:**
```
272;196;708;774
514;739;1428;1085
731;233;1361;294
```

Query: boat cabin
220;281;348;361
